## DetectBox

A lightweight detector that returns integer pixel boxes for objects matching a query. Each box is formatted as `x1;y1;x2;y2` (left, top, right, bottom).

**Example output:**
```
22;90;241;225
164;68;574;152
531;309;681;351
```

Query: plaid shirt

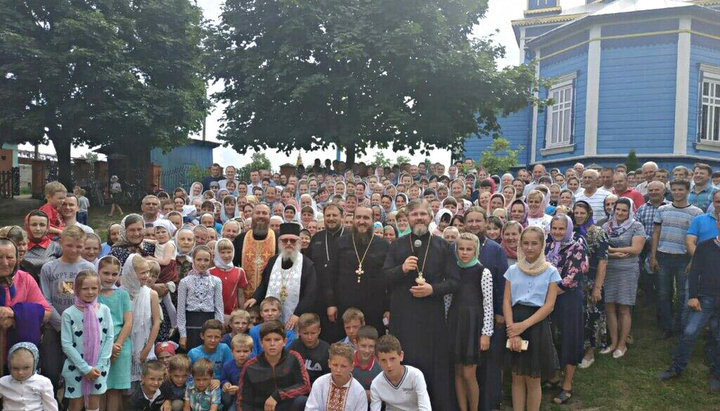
689;184;719;212
636;200;668;238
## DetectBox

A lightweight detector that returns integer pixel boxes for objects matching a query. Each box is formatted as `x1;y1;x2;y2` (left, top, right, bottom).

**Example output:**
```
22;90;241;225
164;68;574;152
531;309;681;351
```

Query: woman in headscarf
187;182;204;205
394;193;409;210
558;189;575;209
174;227;196;284
601;198;644;359
545;215;587;404
20;210;62;282
451;178;467;201
501;221;523;265
433;208;454;236
572;201;609;369
509;199;529;229
503;226;560;411
465;174;479;203
110;214;155;267
596;194;618;228
488;193;506;216
502;186;517;208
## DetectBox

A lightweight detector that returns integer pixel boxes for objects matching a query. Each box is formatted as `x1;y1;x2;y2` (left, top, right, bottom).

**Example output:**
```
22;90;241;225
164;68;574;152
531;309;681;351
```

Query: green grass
0;198;718;409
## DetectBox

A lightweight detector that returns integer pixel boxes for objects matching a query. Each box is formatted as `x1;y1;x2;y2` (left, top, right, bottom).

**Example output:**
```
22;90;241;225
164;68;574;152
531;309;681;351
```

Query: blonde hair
329;342;354;364
74;269;99;294
342;307;365;324
169;354;191;373
147;260;161;279
44;181;67;196
231;334;253;350
260;296;281;310
298;312;320;329
216;238;233;252
228;309;250;323
97;255;121;272
61;225;86;241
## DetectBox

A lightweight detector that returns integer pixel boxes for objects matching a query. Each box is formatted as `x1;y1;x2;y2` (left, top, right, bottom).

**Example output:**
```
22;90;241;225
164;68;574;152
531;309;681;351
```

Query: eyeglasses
279;238;298;244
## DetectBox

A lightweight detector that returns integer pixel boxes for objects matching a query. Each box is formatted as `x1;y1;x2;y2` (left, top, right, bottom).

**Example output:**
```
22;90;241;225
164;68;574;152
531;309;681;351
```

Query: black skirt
507;304;558;378
449;305;483;365
185;311;215;351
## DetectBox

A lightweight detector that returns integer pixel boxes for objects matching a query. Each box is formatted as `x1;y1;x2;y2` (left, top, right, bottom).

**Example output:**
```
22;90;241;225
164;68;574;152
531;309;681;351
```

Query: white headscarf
213;239;235;270
187;182;204;204
153;218;177;237
121;253;154;381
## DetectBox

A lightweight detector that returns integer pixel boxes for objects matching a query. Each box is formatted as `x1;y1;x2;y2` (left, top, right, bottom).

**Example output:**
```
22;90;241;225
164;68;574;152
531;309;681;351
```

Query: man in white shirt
370;335;431;411
635;161;659;196
218;165;238;190
59;194;94;234
575;169;609;218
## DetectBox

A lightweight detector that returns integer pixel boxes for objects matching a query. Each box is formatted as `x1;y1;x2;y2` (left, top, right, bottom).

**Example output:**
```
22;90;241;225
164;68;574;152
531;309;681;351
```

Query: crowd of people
0;157;719;411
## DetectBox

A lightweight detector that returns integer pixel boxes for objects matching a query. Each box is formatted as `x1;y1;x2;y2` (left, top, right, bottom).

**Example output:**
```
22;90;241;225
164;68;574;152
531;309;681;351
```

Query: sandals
553;390;573;404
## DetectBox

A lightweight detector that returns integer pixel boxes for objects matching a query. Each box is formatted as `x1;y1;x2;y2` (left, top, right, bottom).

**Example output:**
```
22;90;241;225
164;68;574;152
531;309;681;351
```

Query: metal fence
160;165;194;192
0;168;20;198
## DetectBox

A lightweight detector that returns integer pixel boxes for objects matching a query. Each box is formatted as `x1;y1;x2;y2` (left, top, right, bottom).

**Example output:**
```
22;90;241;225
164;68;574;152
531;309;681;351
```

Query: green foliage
210;0;536;165
625;150;640;172
187;164;208;184
396;156;411;166
477;137;523;176
237;153;272;182
0;0;208;188
370;152;392;168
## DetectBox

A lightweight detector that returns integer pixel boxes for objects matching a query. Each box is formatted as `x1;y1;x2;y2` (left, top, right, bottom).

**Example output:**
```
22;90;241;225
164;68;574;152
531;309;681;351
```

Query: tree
237;152;272;182
210;0;536;166
0;0;208;189
625;150;640;172
477;137;523;176
371;152;392;168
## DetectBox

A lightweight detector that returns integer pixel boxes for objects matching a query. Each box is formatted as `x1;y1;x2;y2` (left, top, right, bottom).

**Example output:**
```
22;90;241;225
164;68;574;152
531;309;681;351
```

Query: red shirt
4;270;52;311
39;203;65;234
613;188;645;211
209;266;248;315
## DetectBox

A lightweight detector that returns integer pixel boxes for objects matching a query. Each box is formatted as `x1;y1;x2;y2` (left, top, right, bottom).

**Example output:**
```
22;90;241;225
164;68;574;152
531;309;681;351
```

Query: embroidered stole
242;230;276;300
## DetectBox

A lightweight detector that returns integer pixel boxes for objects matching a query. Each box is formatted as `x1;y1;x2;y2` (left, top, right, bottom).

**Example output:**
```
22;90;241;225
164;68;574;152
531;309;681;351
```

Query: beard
281;244;301;262
252;219;269;237
411;223;428;237
352;226;373;244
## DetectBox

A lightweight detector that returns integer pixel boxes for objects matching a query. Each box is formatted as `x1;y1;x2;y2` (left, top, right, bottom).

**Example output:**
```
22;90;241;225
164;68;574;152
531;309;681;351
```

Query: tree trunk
344;143;356;167
51;134;73;190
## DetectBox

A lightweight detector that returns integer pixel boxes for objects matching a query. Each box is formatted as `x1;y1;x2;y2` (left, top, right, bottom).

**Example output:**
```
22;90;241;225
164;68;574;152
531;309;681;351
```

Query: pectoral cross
279;286;288;303
355;266;364;283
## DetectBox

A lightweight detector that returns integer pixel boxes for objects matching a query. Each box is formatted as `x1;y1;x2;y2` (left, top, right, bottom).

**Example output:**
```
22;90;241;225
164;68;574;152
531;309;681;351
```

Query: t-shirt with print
289;339;330;383
654;203;703;254
40;258;96;331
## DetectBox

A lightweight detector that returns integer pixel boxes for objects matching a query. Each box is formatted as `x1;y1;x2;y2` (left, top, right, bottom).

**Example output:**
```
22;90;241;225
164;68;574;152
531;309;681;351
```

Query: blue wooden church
464;0;720;170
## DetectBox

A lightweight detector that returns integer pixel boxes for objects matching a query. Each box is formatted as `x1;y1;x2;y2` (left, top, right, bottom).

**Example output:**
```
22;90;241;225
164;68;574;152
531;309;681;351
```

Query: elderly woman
111;214;156;266
545;215;587;404
601;198;645;359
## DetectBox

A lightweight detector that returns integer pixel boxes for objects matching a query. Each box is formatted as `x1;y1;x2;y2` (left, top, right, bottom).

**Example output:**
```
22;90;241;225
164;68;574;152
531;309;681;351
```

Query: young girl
96;256;132;411
109;175;123;217
22;209;63;281
503;226;560;411
147;220;177;266
146;260;176;344
100;223;121;258
121;254;161;388
83;233;102;266
61;270;114;411
0;342;56;410
486;216;503;244
450;233;493;411
209;240;247;315
177;245;224;351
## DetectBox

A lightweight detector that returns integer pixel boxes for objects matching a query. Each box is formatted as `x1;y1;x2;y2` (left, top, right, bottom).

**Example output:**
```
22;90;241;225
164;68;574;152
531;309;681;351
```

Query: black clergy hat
279;222;301;237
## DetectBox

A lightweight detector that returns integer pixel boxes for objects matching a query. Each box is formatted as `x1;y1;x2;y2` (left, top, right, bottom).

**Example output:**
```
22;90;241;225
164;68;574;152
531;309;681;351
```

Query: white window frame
545;72;576;149
700;64;720;144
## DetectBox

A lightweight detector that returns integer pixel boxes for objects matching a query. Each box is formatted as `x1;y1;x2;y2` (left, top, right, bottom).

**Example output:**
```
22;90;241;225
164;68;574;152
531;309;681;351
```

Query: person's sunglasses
279;238;298;244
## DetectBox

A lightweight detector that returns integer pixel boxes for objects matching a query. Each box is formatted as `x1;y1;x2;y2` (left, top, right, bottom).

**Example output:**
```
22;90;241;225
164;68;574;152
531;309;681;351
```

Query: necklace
351;232;375;283
409;234;432;284
278;264;294;303
325;227;345;264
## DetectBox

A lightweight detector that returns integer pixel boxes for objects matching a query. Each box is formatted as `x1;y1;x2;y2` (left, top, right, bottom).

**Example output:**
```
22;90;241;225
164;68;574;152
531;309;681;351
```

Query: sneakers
657;368;681;381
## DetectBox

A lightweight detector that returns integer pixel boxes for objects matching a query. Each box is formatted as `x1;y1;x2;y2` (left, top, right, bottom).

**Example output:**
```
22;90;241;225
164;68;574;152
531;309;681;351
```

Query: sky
23;0;533;168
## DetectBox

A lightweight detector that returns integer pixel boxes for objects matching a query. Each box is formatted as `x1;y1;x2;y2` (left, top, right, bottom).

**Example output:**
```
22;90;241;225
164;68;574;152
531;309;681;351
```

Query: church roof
525;0;719;47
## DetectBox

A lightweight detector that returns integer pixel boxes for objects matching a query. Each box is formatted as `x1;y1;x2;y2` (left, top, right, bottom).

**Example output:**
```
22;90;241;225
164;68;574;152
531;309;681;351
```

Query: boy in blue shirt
248;297;296;357
188;319;233;381
220;334;253;411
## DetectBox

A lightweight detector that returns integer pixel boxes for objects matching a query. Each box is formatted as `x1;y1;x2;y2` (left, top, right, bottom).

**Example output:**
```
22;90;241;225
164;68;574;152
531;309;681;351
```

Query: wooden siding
464;107;532;165
688;41;720;156
150;144;214;170
597;42;678;155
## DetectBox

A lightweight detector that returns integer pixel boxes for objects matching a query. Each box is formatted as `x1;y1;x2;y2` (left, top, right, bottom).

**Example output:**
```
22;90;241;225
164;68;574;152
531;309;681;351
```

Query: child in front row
220;334;253;411
161;355;191;411
187;319;233;381
129;360;170;411
340;307;364;350
370;334;431;411
238;321;310;411
221;309;251;347
97;255;133;411
61;270;114;411
248;297;296;358
0;342;58;410
306;343;368;410
184;358;222;411
353;325;383;400
288;313;329;384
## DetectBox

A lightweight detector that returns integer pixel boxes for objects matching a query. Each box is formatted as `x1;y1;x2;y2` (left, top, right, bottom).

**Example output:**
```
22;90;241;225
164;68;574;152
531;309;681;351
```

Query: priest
327;205;389;332
383;199;459;409
232;204;276;300
247;223;317;330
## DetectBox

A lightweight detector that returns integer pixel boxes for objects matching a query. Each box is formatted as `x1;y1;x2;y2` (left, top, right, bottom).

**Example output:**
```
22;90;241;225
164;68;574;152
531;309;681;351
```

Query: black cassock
252;255;317;318
326;233;390;332
383;232;459;410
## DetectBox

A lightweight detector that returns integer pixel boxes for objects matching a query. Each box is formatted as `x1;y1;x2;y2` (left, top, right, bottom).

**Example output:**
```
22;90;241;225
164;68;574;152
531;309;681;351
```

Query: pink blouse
2;270;51;311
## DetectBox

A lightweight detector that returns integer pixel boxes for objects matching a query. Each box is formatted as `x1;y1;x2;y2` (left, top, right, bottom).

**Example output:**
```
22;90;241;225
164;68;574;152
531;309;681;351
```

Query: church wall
687;26;720;156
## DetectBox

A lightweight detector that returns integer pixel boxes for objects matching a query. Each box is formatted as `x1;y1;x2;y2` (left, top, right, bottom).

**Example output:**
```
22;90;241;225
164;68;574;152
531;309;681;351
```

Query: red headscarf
25;212;51;250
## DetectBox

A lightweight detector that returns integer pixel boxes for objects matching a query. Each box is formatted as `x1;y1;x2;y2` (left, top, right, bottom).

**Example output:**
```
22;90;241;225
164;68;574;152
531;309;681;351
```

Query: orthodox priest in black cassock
326;206;389;332
383;199;459;410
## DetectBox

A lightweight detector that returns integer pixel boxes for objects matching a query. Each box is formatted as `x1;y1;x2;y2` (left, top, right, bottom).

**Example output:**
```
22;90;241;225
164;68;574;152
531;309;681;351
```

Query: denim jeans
671;296;720;377
656;252;690;332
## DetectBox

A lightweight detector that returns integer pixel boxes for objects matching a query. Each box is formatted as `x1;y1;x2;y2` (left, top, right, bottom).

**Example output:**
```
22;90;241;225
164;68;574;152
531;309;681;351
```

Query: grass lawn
0;197;718;409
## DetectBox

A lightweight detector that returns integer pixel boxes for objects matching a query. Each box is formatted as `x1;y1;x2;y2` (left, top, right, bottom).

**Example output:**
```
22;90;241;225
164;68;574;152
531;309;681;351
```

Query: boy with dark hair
288;313;330;383
129;360;172;411
248;297;297;357
187;319;233;380
238;321;310;411
353;325;382;399
185;358;222;411
162;355;191;411
370;335;431;411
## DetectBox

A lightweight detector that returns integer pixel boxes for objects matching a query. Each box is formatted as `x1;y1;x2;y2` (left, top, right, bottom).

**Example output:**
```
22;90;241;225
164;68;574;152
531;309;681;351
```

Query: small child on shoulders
339;307;364;350
370;335;431;411
248;297;297;358
221;309;251;347
39;181;67;238
161;355;191;411
129;360;172;411
0;342;57;410
220;334;253;411
288;313;329;384
184;358;222;411
352;325;382;400
306;343;368;410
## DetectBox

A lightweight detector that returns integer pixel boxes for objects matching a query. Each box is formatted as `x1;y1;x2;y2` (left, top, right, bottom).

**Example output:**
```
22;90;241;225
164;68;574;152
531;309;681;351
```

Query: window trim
544;72;577;150
699;64;720;144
